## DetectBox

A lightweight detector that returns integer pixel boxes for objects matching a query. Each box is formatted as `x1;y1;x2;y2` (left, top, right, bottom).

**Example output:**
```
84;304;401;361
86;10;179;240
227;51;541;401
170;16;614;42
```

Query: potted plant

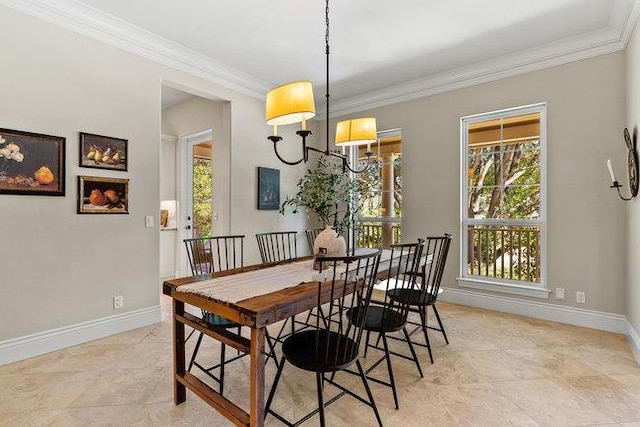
280;154;359;254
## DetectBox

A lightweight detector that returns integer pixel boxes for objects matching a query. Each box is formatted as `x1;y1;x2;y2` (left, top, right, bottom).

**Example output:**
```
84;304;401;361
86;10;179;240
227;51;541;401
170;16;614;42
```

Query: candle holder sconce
609;127;638;201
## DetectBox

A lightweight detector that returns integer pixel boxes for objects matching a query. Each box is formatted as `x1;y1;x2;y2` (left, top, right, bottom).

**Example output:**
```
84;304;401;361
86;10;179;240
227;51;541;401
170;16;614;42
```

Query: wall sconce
607;127;638;201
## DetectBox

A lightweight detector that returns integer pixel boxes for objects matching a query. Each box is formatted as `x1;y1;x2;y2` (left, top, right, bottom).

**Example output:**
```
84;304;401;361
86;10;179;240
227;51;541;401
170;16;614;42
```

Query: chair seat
203;312;239;328
347;305;407;333
387;288;441;306
282;330;359;372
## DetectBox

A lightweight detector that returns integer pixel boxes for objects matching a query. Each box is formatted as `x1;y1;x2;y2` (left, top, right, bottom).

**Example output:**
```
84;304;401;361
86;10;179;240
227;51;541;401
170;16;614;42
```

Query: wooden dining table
162;250;391;427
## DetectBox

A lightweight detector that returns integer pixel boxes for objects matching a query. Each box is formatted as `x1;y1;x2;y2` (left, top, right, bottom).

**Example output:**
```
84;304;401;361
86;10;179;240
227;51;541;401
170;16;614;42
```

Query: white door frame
176;129;213;276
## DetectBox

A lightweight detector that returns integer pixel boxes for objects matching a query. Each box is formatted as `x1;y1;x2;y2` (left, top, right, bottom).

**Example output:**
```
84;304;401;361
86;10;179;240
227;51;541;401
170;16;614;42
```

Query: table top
162;249;399;329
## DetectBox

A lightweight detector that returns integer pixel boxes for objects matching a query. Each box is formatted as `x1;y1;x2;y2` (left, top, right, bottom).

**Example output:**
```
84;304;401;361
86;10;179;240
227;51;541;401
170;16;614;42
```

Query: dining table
162;249;394;427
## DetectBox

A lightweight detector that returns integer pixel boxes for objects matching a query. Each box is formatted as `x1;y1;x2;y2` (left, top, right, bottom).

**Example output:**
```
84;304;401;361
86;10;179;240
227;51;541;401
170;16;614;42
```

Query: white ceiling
4;0;639;116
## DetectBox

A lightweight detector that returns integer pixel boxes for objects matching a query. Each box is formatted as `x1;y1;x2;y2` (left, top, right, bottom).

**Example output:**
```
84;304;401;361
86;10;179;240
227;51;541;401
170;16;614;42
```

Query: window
355;130;402;249
459;104;548;298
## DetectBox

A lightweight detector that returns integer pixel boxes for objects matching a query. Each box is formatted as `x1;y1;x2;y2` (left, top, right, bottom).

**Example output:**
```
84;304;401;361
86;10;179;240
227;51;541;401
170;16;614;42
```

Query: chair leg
188;332;204;371
381;333;399;409
219;343;226;396
265;357;287;418
264;332;280;369
316;372;326;427
418;306;434;364
432;304;449;344
364;330;371;358
403;326;423;378
356;360;383;427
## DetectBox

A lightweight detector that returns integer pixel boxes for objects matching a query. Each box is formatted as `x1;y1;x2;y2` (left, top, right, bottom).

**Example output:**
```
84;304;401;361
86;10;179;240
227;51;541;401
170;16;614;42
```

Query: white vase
313;225;346;258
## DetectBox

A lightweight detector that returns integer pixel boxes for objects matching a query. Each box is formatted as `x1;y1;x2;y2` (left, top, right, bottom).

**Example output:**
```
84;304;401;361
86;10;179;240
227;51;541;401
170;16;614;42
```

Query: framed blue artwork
257;167;280;210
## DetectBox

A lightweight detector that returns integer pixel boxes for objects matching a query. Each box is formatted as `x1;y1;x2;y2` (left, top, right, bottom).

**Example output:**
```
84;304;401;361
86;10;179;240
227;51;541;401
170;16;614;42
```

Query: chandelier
264;0;376;173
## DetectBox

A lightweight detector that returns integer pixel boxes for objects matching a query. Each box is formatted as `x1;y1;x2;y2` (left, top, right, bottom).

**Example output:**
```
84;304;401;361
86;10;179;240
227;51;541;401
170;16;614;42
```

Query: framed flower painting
0;128;65;196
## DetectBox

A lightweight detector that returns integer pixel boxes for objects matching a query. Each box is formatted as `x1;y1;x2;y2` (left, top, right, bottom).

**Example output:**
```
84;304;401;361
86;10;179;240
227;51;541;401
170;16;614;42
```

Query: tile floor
1;296;639;426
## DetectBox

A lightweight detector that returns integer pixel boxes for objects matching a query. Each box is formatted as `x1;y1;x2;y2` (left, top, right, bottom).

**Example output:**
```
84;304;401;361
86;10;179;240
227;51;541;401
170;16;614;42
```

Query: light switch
145;216;154;228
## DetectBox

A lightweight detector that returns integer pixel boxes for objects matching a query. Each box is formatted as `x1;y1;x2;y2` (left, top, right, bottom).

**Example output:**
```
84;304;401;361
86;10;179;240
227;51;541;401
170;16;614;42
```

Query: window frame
458;103;549;299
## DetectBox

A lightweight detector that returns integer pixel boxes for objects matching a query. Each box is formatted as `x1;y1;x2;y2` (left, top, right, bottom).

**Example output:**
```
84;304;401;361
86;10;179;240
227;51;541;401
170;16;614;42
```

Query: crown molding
320;0;640;119
1;0;638;117
0;0;271;100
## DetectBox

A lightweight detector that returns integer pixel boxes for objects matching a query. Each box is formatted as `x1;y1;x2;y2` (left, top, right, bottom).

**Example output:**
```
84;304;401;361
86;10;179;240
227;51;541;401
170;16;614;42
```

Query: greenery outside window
355;130;402;249
192;156;212;237
459;104;548;298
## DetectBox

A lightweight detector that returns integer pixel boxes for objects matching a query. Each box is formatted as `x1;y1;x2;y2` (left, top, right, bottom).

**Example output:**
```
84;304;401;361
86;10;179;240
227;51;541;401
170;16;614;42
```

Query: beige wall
0;2;631;356
626;22;640;339
329;52;627;313
0;5;308;344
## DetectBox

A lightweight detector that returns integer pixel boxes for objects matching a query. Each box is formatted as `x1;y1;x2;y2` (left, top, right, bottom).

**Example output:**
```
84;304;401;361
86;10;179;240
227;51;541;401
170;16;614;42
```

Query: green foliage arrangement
280;154;359;234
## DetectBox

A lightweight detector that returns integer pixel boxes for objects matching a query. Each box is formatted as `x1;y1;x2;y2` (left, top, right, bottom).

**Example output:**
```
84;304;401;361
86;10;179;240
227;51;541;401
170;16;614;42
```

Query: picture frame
79;132;128;171
257;167;280;210
0;128;65;196
77;175;129;214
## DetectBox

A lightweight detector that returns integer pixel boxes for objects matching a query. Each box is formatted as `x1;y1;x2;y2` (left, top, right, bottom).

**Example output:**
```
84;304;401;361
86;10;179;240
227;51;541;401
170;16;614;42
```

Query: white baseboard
0;306;161;366
441;287;627;334
627;319;640;364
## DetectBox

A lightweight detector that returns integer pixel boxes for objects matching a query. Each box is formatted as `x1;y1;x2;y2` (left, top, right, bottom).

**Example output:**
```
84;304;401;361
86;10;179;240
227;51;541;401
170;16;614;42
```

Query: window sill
456;277;551;299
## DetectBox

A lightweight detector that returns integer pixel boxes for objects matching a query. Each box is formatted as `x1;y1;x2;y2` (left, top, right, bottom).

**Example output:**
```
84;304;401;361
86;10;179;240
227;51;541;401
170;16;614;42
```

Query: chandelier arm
325;151;373;174
268;136;305;166
343;157;371;174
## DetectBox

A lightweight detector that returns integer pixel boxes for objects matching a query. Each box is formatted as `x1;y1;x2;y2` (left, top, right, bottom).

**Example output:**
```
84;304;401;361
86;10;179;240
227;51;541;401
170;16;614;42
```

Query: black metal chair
256;231;306;343
347;240;425;409
265;250;383;427
305;228;324;255
184;235;244;274
256;231;298;264
183;235;246;396
387;234;452;364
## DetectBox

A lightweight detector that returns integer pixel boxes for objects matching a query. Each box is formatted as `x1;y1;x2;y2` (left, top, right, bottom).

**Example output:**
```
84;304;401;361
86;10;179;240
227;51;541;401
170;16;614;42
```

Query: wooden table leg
250;327;266;427
173;298;186;404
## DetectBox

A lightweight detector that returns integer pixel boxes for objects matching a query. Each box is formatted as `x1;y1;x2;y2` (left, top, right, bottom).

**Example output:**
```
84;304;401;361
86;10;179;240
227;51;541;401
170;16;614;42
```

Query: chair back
373;240;425;328
308;250;382;369
184;235;245;275
420;234;452;300
305;228;324;255
255;231;298;263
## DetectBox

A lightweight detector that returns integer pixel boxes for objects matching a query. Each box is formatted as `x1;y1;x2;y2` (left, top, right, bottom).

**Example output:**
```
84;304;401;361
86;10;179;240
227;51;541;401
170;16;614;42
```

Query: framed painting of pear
0;128;65;196
79;132;127;171
77;176;129;214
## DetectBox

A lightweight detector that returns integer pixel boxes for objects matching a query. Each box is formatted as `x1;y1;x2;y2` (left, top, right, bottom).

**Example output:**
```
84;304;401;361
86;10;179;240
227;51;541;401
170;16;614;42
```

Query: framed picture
0;128;65;196
257;167;280;210
79;132;128;171
77;175;129;214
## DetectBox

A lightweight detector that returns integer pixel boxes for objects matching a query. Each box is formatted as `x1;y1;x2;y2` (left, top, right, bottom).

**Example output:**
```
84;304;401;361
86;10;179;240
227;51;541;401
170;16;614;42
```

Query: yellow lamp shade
335;118;377;146
265;81;316;126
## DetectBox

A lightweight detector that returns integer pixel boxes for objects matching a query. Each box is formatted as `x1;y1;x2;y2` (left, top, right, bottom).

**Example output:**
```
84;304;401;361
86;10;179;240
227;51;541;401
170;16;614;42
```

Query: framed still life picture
257;167;280;210
77;175;129;214
0;128;65;196
79;132;128;171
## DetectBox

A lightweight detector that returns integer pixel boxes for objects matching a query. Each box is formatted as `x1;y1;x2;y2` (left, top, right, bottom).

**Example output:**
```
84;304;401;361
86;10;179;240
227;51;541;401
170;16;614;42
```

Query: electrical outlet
113;295;124;309
554;287;565;301
576;291;586;304
145;216;154;228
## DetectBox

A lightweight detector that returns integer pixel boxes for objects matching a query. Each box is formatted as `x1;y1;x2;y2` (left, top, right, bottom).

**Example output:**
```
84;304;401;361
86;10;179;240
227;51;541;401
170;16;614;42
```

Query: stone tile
2;300;639;426
495;378;614;426
553;375;640;423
